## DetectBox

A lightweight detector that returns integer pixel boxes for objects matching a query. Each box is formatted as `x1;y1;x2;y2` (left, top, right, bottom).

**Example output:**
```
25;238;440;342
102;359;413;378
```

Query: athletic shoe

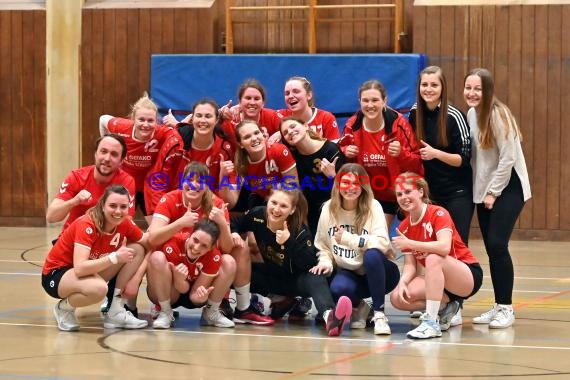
450;308;463;327
407;316;442;339
489;305;515;329
124;305;139;319
371;311;391;335
53;300;80;332
150;304;179;320
153;311;174;329
270;296;298;320
251;293;266;315
233;305;274;325
201;305;235;328
220;298;235;320
473;304;499;324
350;299;372;329
100;298;110;315
104;309;148;329
325;296;352;337
410;310;423;318
289;297;312;320
438;300;461;331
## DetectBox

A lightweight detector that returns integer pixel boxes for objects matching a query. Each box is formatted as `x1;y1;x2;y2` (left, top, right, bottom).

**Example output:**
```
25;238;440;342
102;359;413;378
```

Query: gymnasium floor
1;226;569;379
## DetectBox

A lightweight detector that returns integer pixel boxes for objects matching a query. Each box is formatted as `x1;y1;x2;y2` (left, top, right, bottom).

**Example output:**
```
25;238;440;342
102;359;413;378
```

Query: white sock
234;284;251;311
59;298;74;311
158;300;172;314
108;289;125;314
426;300;440;320
207;299;221;310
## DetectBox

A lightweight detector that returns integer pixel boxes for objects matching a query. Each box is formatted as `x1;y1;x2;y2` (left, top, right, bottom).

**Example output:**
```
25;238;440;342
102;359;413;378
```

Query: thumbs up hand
275;220;290;245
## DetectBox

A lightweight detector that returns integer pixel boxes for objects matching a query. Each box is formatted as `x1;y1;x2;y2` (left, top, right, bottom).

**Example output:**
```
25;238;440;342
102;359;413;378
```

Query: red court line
277;342;394;379
513;289;570;310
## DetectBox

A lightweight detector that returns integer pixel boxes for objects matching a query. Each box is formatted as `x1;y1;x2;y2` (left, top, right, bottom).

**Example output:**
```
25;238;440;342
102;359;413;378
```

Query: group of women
42;67;531;340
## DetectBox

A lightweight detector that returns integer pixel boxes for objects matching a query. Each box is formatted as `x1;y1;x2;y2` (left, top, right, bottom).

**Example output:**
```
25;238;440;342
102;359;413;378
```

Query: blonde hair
129;92;158;120
394;171;432;204
329;163;374;234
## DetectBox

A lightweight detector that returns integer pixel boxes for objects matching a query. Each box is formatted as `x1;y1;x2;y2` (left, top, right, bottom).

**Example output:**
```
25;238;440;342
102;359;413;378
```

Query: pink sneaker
325;296;352;336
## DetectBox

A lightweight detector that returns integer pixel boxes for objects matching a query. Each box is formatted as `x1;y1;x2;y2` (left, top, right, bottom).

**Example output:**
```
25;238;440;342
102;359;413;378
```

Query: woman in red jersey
42;185;148;331
390;172;482;339
339;80;423;227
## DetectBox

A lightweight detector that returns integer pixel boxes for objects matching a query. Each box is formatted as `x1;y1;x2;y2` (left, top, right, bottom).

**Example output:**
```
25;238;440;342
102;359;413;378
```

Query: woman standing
464;68;531;328
409;66;473;245
339;79;423;226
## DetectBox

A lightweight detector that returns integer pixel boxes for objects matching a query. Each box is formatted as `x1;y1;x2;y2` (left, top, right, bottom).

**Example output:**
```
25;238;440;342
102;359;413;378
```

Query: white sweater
468;107;532;203
314;199;391;275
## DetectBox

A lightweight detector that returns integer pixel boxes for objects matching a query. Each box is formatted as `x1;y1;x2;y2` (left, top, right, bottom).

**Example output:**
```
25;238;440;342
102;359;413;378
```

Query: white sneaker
153;311;174;329
150;303;161;319
473;304;499;324
201;306;235;328
489;305;515;329
371;311;391;335
350;299;372;329
104;309;148;329
450;309;463;327
407;316;442;339
53;300;80;332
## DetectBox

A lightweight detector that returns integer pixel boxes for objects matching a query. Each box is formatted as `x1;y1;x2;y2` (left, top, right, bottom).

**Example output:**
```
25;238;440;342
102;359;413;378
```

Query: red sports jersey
243;142;296;199
221;108;280;149
153;190;228;233
277;108;339;141
106;117;173;191
161;232;222;282
56;165;136;231
398;204;478;267
43;214;144;275
170;136;235;193
357;128;393;201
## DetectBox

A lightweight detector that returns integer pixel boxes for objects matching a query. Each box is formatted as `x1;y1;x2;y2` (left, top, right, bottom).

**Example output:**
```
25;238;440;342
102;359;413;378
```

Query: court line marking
1;321;569;351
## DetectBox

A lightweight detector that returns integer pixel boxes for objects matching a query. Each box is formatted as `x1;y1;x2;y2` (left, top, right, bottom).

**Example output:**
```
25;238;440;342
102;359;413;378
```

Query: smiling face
94;136;124;178
464;74;483;109
284;79;312;113
420;73;443;110
280;119;307;146
267;191;294;227
359;88;385;121
192;103;218;137
181;173;206;207
132;106;157;141
237;121;265;156
185;229;215;260
395;181;424;215
239;87;265;120
103;192;130;228
338;173;362;204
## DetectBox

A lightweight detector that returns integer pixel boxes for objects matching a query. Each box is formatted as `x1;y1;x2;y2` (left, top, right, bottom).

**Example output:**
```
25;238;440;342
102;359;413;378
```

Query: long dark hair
267;185;308;234
415;66;449;147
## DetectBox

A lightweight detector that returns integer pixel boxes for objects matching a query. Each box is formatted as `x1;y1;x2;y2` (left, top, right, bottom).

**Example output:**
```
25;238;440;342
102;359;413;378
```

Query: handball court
1;226;569;379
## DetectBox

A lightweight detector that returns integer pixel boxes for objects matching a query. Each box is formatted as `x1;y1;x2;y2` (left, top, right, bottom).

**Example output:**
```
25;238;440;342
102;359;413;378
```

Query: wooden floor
1;226;569;379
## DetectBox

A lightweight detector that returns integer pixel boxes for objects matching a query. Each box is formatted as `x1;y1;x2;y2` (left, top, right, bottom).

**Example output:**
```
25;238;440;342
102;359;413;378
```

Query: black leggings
434;190;474;245
477;170;525;305
250;263;335;318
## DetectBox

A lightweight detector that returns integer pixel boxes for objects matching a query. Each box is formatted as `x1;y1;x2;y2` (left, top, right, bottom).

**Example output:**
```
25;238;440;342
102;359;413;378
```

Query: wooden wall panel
413;4;570;240
0;10;45;226
81;8;216;165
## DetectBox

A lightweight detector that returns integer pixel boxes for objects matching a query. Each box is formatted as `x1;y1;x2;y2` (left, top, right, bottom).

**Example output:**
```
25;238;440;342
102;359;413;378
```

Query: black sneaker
270;296;298;320
289;297;312;320
438;300;461;331
233;305;274;325
220;298;234;320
